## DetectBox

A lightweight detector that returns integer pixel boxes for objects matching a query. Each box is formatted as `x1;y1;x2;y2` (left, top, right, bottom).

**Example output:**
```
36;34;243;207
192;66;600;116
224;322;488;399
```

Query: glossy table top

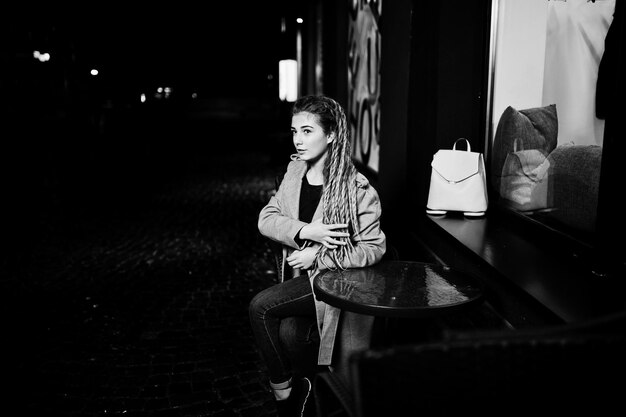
313;260;484;318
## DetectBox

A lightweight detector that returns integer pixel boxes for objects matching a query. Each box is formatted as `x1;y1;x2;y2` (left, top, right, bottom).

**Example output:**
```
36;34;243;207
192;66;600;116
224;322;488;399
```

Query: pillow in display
491;104;558;193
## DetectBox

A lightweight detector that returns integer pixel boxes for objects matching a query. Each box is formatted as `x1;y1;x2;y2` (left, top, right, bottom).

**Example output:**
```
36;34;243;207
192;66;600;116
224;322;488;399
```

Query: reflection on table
313;260;484;318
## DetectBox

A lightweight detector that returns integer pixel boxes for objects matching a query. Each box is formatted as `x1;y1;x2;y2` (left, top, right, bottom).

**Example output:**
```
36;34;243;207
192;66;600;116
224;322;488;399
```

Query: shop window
486;0;615;247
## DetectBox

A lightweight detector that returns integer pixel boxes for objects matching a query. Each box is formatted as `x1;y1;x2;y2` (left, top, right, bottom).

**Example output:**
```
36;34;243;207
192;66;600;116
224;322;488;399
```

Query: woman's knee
249;277;312;320
248;285;278;319
249;289;266;319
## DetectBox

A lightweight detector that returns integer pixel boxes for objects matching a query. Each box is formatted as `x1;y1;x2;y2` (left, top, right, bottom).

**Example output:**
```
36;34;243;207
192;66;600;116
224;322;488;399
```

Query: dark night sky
5;3;291;100
71;4;285;96
1;3;298;240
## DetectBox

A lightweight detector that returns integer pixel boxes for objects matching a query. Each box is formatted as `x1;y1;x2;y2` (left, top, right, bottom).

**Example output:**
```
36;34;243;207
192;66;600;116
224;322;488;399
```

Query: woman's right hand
299;220;350;249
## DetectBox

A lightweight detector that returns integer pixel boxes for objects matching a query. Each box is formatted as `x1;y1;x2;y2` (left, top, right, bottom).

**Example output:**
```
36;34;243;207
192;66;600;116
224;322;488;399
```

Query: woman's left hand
286;246;319;270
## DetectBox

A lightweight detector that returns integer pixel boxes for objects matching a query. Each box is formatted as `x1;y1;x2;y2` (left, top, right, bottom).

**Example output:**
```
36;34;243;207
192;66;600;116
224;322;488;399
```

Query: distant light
296;18;303;24
33;50;51;62
157;87;164;93
191;92;198;99
90;69;99;76
140;93;146;103
279;59;297;102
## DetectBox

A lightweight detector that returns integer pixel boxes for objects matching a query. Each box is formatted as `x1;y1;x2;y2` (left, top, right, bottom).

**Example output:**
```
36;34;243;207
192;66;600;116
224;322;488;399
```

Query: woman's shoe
275;377;311;417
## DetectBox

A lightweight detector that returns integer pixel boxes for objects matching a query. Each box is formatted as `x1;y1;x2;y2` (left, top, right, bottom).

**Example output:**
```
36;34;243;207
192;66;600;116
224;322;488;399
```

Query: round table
313;260;484;318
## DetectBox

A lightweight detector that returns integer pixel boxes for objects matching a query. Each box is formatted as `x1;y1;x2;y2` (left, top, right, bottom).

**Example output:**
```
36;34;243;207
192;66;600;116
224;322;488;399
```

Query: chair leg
313;372;355;417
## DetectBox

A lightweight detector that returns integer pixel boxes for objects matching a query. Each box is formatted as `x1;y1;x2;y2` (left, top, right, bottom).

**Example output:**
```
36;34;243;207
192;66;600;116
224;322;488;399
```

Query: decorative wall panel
348;0;382;174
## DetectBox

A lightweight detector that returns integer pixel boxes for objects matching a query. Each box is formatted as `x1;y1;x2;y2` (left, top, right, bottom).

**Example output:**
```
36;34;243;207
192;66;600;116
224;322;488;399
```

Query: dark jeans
248;275;318;385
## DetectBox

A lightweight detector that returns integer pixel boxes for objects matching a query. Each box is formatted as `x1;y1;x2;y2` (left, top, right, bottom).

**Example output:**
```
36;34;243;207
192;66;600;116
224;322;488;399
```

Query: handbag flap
514;150;549;180
431;149;481;183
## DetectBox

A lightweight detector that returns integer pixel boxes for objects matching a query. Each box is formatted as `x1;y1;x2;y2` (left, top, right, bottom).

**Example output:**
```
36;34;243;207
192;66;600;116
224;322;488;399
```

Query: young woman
248;95;386;416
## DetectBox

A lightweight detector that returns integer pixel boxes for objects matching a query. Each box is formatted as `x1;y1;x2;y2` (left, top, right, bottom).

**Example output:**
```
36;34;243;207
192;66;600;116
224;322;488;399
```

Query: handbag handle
452;138;471;152
512;137;522;153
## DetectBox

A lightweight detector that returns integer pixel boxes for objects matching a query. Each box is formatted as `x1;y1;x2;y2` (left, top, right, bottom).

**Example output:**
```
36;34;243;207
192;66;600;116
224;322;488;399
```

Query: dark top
299;175;323;223
293;175;323;266
294;175;323;247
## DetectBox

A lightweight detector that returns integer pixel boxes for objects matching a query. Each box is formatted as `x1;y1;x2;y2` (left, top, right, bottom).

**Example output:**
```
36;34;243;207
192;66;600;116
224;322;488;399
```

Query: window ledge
421;213;626;324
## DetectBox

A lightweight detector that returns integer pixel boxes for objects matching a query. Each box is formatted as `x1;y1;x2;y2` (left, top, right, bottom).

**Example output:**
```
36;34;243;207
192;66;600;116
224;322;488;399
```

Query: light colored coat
258;159;386;366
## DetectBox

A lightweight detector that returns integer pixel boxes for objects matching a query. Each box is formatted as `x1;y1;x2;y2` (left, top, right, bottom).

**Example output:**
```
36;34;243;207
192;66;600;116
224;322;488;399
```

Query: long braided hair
292;95;359;269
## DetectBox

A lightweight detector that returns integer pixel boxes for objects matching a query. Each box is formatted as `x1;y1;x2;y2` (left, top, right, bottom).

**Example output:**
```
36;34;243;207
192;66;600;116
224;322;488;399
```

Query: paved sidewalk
2;150;288;417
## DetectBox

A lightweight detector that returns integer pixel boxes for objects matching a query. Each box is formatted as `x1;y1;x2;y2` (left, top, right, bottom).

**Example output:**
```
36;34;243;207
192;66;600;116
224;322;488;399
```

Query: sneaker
275;377;311;417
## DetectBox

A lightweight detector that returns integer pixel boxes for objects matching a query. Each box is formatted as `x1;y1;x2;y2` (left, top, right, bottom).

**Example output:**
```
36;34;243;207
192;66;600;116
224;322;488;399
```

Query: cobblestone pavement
2;150;289;417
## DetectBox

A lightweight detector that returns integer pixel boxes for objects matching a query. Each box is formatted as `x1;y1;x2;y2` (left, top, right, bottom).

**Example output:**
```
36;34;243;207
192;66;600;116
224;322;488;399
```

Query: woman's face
291;111;334;163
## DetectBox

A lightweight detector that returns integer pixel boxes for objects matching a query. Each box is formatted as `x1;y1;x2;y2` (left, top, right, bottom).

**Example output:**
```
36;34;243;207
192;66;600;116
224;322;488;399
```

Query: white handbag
426;138;488;217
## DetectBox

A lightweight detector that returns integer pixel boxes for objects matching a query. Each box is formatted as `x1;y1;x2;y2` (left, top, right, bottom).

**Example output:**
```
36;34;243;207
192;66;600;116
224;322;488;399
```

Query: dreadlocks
291;95;359;269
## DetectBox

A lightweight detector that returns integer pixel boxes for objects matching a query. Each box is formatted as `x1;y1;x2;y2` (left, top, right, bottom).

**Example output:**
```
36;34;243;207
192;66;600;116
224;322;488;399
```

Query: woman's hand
299;220;350;249
286;246;320;270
